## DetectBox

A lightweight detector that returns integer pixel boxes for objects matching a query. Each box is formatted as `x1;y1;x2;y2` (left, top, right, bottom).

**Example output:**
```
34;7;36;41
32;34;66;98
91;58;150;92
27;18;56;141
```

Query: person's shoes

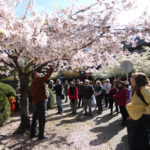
119;121;127;127
89;114;92;116
97;110;102;114
84;113;88;116
30;134;37;139
38;136;48;140
56;112;60;114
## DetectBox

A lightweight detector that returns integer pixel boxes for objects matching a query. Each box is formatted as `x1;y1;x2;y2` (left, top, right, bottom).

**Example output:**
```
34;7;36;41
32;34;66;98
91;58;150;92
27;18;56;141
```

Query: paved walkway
0;102;128;150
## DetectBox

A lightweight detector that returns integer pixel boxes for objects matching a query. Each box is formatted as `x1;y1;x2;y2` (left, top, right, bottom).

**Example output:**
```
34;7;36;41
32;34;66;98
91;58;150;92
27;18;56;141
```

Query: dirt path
0;102;128;150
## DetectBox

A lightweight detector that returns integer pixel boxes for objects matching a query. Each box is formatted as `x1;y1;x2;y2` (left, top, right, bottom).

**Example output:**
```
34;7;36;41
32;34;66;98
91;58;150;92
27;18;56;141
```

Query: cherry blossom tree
93;48;150;79
0;0;150;132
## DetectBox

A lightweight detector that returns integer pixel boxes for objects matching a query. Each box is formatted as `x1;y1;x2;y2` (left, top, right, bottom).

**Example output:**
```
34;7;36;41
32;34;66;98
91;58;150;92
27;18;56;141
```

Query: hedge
0;91;10;126
0;82;16;97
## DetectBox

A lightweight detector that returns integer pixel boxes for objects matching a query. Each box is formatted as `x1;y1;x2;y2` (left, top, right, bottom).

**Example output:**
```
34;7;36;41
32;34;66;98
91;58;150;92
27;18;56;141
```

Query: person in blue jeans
54;79;63;114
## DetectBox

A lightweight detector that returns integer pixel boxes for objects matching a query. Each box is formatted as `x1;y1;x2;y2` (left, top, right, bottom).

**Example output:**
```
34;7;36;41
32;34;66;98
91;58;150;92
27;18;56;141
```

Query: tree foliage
0;91;10;126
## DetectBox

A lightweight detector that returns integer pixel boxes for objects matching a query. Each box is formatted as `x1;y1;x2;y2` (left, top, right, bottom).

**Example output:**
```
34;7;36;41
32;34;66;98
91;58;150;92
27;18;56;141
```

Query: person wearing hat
117;81;129;126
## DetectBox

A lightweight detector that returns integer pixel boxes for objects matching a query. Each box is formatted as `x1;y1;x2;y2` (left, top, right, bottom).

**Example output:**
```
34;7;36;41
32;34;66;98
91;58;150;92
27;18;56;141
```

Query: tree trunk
16;74;30;133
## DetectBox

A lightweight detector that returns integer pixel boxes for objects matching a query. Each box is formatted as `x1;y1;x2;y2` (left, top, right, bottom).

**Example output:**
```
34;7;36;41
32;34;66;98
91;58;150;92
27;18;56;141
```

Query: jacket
54;84;62;96
94;86;103;98
30;68;53;104
82;85;94;99
68;87;78;100
126;86;150;120
109;88;118;101
117;88;127;106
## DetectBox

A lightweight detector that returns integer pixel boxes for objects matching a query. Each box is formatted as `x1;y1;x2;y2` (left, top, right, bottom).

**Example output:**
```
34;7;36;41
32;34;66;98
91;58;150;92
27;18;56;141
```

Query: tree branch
73;3;98;16
72;31;105;51
12;57;23;74
25;60;34;70
22;0;33;20
27;60;52;75
1;59;16;69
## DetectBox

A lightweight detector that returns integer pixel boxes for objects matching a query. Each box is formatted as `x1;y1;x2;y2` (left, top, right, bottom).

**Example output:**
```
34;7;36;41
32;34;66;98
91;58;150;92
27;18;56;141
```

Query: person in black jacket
78;82;84;108
54;79;63;114
82;79;94;116
94;80;104;114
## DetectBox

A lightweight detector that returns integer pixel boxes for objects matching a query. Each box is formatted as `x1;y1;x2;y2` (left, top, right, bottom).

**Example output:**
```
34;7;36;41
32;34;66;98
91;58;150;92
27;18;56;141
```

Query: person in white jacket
103;79;111;108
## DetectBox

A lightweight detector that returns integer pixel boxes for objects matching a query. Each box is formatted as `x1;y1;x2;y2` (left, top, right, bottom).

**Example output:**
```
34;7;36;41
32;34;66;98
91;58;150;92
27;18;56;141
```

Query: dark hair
31;72;37;79
131;72;149;100
113;83;117;87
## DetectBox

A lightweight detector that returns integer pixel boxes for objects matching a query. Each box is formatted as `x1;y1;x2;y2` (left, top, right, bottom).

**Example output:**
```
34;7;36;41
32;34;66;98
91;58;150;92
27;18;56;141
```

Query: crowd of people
29;65;150;150
49;77;131;127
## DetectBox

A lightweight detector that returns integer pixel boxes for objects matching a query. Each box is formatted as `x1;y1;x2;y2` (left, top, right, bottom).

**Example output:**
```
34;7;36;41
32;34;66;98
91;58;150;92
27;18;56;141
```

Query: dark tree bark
1;52;51;133
16;74;30;133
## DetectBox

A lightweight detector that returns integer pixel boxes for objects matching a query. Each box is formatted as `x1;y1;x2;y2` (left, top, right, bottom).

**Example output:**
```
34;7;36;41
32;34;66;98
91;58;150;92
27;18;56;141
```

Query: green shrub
0;82;16;97
0;91;10;126
47;88;55;109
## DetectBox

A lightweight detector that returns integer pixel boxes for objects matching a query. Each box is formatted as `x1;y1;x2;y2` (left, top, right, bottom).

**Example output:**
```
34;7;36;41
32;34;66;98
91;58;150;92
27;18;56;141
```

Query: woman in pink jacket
68;81;78;114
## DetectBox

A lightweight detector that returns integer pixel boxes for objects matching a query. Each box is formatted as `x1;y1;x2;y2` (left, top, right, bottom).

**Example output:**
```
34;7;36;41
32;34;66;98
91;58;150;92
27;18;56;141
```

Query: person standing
94;80;104;114
30;64;55;140
63;80;69;103
68;81;78;114
48;80;54;91
124;81;131;103
54;79;63;114
78;82;84;108
82;79;94;116
126;73;150;150
44;85;50;113
104;79;111;108
109;83;118;115
117;81;128;126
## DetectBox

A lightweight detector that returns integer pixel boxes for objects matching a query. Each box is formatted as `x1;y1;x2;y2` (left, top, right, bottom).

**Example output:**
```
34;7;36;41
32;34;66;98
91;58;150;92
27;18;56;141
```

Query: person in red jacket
9;96;16;114
109;83;118;115
68;81;78;114
117;81;129;126
30;64;55;140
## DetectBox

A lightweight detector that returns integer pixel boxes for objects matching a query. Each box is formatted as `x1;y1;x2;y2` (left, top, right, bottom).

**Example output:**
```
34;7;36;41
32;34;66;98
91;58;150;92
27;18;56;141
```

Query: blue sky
15;0;150;25
15;0;96;16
